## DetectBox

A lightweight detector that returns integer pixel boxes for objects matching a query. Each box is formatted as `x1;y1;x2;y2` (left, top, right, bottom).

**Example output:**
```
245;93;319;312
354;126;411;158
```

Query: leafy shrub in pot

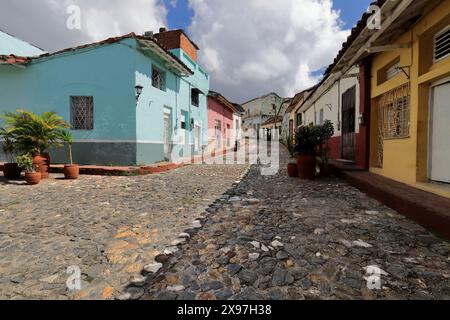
319;120;335;177
294;124;322;180
17;153;41;185
0;128;21;179
1;110;69;179
59;130;79;180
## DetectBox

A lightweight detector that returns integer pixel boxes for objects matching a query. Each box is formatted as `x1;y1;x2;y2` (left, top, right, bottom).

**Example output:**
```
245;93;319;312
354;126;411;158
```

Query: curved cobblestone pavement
0;163;249;300
141;147;450;300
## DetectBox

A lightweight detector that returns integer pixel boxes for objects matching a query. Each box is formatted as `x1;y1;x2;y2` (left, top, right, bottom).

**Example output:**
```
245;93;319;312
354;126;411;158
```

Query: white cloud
188;0;350;102
0;0;167;51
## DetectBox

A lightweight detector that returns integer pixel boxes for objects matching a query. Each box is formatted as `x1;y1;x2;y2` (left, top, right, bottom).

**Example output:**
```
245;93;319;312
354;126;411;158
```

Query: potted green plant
1;110;69;179
294;123;322;180
319;120;335;177
59;130;79;180
286;137;298;177
16;153;41;185
0;128;21;179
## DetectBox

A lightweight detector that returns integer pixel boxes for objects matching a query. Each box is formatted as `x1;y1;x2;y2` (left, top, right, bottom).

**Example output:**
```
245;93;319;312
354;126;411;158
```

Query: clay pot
25;172;41;185
320;163;333;178
297;154;316;180
287;162;298;178
33;153;50;179
2;163;22;180
63;165;79;180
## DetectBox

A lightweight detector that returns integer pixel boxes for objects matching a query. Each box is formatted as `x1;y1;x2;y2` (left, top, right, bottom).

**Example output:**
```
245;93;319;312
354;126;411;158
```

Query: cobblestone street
140;147;450;300
1;146;449;300
0;163;249;299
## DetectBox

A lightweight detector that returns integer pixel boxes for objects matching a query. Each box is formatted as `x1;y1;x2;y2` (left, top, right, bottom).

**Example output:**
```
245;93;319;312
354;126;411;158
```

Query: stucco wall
134;45;209;163
207;96;234;148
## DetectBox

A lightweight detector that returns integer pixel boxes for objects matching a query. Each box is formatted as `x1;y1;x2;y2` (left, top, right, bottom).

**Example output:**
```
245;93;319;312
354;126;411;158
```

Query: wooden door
342;86;356;161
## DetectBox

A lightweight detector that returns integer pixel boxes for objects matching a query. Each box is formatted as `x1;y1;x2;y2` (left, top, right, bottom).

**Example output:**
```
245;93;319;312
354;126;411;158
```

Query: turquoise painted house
0;28;209;165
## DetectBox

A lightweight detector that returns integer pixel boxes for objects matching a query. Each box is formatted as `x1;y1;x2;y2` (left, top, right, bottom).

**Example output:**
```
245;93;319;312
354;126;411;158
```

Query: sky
0;0;373;103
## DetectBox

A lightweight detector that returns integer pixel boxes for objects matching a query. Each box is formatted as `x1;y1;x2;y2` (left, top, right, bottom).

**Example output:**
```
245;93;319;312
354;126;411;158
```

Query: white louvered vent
434;26;450;62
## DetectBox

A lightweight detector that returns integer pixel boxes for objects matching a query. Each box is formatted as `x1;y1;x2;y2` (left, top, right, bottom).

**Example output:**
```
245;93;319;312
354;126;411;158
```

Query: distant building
261;98;292;141
241;92;287;139
207;91;243;152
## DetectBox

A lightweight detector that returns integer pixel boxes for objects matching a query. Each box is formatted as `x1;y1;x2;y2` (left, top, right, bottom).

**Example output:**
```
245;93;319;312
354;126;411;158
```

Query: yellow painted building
369;0;450;198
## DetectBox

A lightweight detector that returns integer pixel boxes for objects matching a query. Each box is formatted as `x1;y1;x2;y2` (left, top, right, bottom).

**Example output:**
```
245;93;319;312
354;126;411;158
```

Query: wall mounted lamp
135;85;143;103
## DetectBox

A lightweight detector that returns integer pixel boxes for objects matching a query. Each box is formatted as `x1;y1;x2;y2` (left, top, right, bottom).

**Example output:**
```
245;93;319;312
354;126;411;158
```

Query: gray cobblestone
0;163;249;299
142;146;450;300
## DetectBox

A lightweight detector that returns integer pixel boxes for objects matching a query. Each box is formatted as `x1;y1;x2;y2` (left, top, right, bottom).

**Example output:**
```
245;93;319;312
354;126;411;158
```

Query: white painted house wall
301;66;360;138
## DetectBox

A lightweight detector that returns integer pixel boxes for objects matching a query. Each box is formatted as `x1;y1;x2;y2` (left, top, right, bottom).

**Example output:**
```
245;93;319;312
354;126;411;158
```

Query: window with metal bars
152;65;166;91
378;83;410;139
434;25;450;62
191;89;199;107
70;96;94;130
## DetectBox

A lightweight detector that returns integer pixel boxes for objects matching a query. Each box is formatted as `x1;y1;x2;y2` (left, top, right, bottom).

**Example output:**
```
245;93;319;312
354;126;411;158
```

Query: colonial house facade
368;0;450;198
280;88;315;145
242;92;286;139
207;91;243;152
298;66;362;165
261;98;291;141
297;0;450;199
0;29;209;166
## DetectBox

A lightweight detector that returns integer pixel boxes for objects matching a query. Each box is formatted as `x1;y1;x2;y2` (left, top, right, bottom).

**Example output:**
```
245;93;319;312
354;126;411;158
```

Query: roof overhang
138;39;193;77
299;0;440;113
0;55;29;68
192;87;206;95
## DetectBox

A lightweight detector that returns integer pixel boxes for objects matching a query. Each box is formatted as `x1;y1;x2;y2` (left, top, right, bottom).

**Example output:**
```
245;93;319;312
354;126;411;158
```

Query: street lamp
135;85;143;103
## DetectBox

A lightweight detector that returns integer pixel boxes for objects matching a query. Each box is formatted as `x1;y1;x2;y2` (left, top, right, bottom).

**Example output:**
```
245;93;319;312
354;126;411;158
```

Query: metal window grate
434;25;450;62
152;66;166;91
71;96;93;130
378;83;410;141
191;89;199;107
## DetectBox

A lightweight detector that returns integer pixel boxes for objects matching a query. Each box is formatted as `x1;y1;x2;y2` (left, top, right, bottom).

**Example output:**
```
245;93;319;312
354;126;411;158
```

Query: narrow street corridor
140;147;450;300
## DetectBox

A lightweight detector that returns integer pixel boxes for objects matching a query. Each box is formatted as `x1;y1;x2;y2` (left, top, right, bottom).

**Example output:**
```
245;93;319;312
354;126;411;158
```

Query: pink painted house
207;91;242;151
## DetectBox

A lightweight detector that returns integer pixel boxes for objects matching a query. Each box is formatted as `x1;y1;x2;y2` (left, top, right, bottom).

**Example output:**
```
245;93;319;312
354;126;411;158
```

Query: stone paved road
0;163;249;299
141;147;450;300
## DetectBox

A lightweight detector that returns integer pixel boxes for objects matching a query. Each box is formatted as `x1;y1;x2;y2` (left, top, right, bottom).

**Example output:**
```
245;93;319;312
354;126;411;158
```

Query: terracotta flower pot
287;162;298;178
63;164;79;180
33;153;50;179
2;163;22;180
25;172;41;185
297;154;316;180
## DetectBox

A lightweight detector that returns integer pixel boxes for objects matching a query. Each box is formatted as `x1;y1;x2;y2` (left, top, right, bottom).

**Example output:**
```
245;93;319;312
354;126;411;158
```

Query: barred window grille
70;96;94;130
378;83;410;140
152;66;166;91
191;89;199;107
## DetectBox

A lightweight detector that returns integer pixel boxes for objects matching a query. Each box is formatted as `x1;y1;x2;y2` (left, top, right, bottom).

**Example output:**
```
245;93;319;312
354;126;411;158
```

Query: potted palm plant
286;137;298;177
319;120;335;177
16;153;41;185
1;110;69;179
0;128;21;179
59;130;79;180
294;124;322;180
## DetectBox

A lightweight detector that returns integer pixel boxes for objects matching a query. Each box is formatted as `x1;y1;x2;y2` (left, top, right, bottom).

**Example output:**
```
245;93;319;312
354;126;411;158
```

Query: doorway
163;108;172;159
341;86;356;161
194;125;201;153
430;80;450;183
215;120;222;149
